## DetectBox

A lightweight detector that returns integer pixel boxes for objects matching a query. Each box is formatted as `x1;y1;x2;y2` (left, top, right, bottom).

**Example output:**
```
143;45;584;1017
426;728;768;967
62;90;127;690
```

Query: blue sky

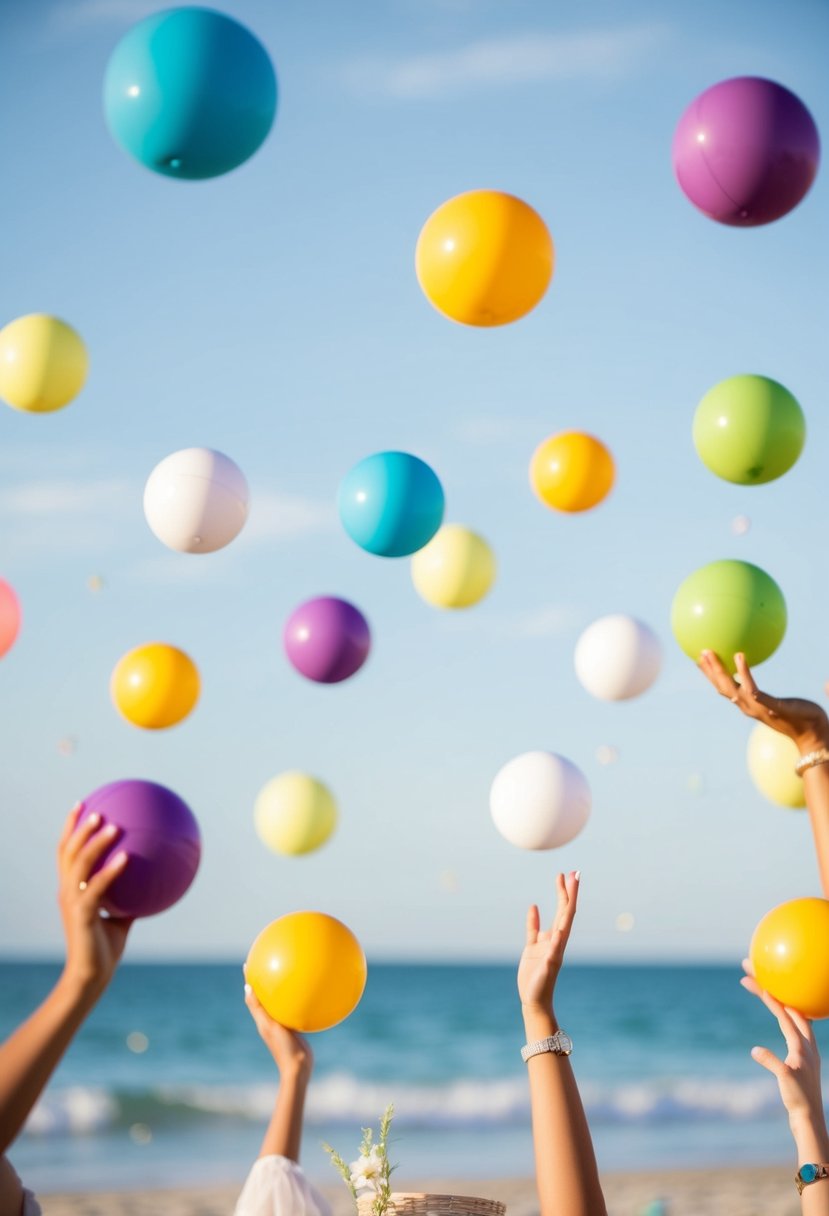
0;0;827;961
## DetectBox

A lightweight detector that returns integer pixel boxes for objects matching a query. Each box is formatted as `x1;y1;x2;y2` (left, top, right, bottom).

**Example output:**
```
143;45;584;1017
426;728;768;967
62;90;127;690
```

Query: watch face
558;1033;573;1055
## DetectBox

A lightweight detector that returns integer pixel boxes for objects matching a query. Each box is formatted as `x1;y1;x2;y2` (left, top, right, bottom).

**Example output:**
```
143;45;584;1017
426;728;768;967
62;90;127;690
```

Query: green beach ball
693;374;805;485
671;559;786;672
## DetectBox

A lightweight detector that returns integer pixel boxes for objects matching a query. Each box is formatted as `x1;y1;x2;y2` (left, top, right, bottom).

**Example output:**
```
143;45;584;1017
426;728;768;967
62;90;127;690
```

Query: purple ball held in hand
672;76;820;226
284;596;371;684
78;780;201;918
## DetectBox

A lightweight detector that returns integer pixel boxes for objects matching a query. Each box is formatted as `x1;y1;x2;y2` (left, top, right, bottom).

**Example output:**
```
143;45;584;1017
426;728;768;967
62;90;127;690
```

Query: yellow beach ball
746;724;805;809
0;314;88;413
254;772;337;856
110;642;200;730
246;911;367;1032
411;524;496;609
750;898;829;1019
530;431;615;513
415;190;554;327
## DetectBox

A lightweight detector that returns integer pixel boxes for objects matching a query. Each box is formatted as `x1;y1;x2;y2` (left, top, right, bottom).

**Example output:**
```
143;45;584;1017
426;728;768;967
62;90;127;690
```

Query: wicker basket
357;1194;505;1216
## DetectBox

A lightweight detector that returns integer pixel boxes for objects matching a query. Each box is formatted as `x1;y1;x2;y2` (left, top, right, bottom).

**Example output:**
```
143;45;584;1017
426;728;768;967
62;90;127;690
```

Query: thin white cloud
437;602;579;640
47;0;162;31
240;489;336;545
0;479;132;517
345;24;670;100
452;415;544;446
0;477;135;557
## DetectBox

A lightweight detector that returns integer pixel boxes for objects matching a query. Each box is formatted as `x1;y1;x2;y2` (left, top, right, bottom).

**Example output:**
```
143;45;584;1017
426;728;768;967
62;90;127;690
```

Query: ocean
2;961;819;1195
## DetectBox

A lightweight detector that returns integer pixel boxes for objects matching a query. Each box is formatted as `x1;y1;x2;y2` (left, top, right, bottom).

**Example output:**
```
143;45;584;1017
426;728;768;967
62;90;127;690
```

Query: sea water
2;961;817;1194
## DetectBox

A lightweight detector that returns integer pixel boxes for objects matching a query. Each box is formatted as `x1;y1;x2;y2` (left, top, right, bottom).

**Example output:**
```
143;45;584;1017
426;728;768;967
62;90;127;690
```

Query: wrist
55;967;106;1013
521;1004;559;1039
790;1109;829;1158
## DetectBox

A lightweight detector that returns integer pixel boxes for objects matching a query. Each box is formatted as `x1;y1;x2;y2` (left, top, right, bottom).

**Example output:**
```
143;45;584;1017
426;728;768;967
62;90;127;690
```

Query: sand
38;1166;804;1216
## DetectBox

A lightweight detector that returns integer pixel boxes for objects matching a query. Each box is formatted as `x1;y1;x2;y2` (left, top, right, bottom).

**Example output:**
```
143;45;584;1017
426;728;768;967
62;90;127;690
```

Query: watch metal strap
521;1031;572;1061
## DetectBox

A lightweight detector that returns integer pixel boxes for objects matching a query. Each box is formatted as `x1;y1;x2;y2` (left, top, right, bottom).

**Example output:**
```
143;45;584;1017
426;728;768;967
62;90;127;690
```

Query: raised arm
518;871;607;1216
0;802;131;1154
741;964;829;1214
699;650;829;898
243;981;313;1163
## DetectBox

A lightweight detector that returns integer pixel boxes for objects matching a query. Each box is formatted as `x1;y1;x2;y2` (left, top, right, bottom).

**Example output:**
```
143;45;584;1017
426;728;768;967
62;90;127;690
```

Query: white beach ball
143;448;249;554
490;751;591;850
574;614;662;701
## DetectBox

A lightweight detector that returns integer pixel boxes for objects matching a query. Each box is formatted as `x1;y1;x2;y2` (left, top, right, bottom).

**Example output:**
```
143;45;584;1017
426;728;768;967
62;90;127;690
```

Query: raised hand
243;980;313;1083
518;871;580;1014
57;803;132;996
698;651;829;753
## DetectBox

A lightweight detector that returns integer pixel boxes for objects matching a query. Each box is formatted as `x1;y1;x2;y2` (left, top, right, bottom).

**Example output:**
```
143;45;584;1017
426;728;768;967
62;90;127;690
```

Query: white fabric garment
234;1155;333;1216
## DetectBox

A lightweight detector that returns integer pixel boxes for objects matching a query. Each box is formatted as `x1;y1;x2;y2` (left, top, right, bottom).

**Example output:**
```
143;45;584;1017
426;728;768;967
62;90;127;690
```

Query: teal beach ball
671;559;786;672
338;452;445;557
103;8;277;180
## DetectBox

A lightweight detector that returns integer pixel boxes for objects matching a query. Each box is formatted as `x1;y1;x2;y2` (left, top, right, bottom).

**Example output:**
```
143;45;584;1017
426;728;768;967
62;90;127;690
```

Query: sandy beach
38;1167;804;1216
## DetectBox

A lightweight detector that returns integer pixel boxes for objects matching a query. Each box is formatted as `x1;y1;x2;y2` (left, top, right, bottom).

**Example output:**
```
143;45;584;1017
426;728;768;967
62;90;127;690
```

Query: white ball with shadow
574;614;662;701
490;751;591;850
143;447;249;554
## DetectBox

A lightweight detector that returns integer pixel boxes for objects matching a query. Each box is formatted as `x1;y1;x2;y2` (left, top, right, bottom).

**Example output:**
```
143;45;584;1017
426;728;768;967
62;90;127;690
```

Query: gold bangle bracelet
795;749;829;777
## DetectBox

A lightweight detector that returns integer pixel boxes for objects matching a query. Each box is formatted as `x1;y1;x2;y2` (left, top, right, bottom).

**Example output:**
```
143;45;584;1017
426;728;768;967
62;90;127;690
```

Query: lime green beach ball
671;559;786;672
693;375;805;485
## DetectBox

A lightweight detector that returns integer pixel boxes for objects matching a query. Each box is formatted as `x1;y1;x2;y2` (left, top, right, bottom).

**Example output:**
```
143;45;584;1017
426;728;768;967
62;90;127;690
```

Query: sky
0;0;827;962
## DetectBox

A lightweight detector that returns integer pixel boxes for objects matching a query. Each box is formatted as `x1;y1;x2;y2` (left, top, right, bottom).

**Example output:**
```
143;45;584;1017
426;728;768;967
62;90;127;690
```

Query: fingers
57;802;84;856
61;810;104;870
734;654;782;719
84;849;128;901
551;871;580;940
742;957;756;978
698;650;737;697
740;976;804;1057
71;822;121;886
750;1043;785;1079
526;904;540;946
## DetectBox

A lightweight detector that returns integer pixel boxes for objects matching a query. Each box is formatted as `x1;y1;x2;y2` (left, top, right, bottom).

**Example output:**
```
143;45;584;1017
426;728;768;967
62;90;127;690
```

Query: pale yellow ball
0;314;88;413
411;524;496;609
254;772;338;856
746;723;805;809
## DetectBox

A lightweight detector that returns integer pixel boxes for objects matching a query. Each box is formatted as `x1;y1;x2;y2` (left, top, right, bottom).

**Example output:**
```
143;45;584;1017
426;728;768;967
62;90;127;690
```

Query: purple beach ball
78;779;201;918
283;596;371;684
672;76;820;226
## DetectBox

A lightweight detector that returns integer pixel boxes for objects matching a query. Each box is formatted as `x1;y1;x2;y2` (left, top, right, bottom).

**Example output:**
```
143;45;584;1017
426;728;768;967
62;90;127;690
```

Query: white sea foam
23;1073;783;1138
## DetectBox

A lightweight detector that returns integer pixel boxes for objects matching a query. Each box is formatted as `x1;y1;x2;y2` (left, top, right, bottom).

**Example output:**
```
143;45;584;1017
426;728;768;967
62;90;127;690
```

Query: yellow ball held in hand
110;642;200;730
245;911;367;1032
254;772;337;856
750;898;829;1019
0;314;88;413
746;723;805;809
415;190;554;327
530;431;615;513
411;524;496;610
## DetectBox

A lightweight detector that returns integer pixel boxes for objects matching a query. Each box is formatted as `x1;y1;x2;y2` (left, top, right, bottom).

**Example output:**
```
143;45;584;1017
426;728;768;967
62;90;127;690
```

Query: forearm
0;971;99;1154
791;1111;829;1215
258;1069;309;1162
523;1006;606;1216
803;765;829;900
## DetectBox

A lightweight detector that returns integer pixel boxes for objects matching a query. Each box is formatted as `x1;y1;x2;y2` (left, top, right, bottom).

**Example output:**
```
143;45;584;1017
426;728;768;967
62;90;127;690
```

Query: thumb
750;1044;784;1078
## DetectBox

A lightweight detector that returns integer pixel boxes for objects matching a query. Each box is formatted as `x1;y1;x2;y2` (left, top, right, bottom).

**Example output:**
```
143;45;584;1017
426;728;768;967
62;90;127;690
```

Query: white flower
349;1149;385;1192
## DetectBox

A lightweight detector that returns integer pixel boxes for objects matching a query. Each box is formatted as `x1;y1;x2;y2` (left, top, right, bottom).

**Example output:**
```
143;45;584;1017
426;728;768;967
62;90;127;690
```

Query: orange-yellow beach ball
246;911;367;1032
111;642;200;730
530;431;615;513
415;190;554;327
750;897;829;1019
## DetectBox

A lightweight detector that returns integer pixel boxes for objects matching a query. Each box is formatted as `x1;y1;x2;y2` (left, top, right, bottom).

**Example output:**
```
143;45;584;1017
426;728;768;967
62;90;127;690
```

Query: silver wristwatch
521;1030;573;1061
